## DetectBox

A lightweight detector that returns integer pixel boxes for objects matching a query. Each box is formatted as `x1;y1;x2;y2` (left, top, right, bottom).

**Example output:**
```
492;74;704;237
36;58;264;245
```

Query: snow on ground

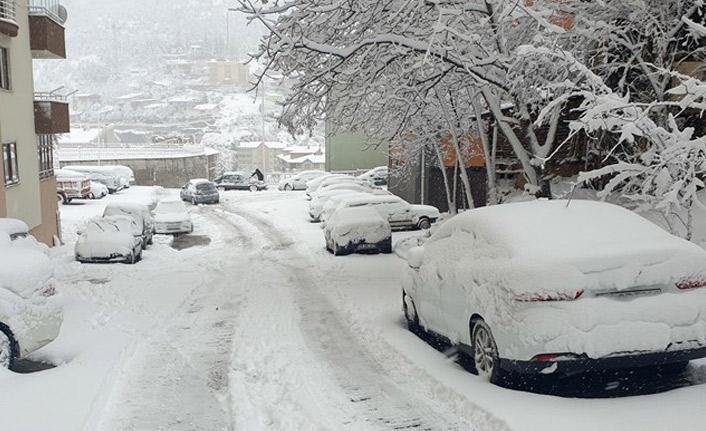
2;187;706;430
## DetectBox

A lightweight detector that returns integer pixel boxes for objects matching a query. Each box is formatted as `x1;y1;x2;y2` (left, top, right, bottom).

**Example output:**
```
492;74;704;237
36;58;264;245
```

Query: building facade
0;0;69;245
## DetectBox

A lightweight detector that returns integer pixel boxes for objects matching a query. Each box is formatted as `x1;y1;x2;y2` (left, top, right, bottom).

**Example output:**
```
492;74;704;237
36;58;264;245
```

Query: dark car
214;171;267;192
180;179;220;204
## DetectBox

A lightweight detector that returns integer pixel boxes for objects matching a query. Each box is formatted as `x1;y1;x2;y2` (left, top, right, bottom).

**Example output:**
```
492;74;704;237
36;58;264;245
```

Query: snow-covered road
4;187;706;431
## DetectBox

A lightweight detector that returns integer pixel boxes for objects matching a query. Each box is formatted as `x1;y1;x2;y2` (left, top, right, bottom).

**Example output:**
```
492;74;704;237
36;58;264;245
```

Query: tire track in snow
219;203;473;430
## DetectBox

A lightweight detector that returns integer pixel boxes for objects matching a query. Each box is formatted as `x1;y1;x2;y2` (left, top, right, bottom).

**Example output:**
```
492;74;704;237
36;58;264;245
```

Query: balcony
34;92;70;134
29;0;67;59
0;0;18;37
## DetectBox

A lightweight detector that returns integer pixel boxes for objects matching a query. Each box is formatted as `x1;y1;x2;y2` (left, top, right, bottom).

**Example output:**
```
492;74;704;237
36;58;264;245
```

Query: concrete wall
0;0;42;230
325;131;388;172
61;154;216;188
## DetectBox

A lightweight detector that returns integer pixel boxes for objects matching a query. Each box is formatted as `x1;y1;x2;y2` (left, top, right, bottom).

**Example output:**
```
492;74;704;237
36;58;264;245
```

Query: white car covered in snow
328;194;439;230
401;200;706;384
153;199;193;234
88;181;109;199
324;205;392;255
103;202;154;247
308;183;385;222
278;170;327;191
0;241;62;369
75;216;144;264
357;166;388;186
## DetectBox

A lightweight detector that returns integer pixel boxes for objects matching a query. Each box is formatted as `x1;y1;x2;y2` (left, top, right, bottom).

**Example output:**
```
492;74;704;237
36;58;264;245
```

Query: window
0;47;8;90
37;135;54;179
3;142;19;185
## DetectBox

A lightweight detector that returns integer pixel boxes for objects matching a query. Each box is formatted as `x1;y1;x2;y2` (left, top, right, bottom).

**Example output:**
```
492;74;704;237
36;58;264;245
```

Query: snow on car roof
339;194;402;206
427;199;706;293
0;247;53;298
190;178;212;185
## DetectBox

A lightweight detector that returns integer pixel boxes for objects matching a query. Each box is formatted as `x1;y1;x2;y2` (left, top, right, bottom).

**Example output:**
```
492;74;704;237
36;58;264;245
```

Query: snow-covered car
75;216;144;264
0;218;50;255
278;170;327;191
310;187;391;222
329;195;439;230
357;166;388;186
305;174;352;199
214;172;267;192
0;246;62;369
88;181;109;199
324;205;392;256
180;179;220;204
62;165;126;194
401;199;706;384
153;199;193;235
103;202;154;247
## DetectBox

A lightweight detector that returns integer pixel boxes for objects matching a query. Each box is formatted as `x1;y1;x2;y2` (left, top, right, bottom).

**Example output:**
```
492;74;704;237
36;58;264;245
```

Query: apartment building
0;0;69;245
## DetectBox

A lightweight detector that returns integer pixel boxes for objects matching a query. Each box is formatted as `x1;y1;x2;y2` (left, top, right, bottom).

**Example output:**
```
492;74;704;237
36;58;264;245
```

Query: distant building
208;60;249;86
237;141;287;173
277;145;325;172
57;125;121;147
325;130;388;172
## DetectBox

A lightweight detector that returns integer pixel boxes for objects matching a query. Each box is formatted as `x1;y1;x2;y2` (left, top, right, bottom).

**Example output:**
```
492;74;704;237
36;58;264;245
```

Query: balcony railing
0;0;18;37
29;0;66;26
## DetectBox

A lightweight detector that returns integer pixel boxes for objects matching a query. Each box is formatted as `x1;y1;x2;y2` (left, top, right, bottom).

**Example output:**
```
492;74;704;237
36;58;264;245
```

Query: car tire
417;217;431;230
472;320;502;384
217;186;226;192
284;184;292;191
402;292;422;335
135;248;143;263
191;197;196;205
89;192;95;199
57;193;66;205
249;184;258;192
0;323;16;370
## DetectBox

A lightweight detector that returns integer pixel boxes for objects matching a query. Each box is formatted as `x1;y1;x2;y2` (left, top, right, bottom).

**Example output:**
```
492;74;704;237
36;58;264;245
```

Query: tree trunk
472;98;496;205
433;142;456;214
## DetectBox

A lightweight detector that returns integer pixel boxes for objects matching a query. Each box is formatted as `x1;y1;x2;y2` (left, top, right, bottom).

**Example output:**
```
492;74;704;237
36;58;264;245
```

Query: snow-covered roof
238;141;288;149
168;96;198;103
116;93;144;101
56;145;219;161
278;154;326;165
57;128;103;145
194;103;218;111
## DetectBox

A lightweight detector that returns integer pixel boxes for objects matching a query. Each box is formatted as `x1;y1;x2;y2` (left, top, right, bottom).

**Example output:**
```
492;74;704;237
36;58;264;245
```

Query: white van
62;165;127;193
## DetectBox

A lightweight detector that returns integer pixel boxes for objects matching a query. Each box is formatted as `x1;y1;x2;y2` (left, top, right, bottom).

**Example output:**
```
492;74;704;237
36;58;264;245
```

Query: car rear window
196;183;216;192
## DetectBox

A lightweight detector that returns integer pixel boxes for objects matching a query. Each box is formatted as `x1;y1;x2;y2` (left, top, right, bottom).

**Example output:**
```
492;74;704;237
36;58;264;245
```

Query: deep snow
2;187;706;430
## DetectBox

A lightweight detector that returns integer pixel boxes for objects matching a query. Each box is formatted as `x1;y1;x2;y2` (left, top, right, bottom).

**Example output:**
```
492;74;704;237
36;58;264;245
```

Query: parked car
307;176;369;199
0;218;50;254
278;170;327;191
0;245;62;369
324;206;392;256
305;174;351;199
89;181;109;199
103;202;153;247
110;165;135;188
75;216;143;264
214;171;267;192
358;166;388;186
180;179;220;204
62;165;127;194
56;169;91;204
327;195;439;230
153;199;193;235
309;185;388;222
402;199;706;384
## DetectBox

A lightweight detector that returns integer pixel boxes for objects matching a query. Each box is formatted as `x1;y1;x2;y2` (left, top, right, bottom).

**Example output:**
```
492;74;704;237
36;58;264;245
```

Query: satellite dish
56;5;68;24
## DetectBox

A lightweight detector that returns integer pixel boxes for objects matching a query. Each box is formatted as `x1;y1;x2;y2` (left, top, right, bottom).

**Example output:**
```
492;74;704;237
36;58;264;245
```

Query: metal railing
28;0;64;25
34;91;67;102
0;0;17;23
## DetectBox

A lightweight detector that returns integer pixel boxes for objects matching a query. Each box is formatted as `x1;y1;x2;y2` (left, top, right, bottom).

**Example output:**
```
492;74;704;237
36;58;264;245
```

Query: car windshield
196;183;216;192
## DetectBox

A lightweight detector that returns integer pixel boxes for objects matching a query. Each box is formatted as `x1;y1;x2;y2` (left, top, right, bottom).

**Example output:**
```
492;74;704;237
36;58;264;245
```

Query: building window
0;47;8;90
3;142;19;185
37;135;54;179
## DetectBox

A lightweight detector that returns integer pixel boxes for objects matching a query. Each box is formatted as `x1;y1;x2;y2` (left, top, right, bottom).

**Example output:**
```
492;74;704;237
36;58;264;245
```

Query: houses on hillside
0;0;69;246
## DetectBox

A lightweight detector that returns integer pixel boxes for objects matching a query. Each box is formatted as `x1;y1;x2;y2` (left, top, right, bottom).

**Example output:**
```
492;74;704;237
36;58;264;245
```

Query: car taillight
676;279;706;290
515;290;584;302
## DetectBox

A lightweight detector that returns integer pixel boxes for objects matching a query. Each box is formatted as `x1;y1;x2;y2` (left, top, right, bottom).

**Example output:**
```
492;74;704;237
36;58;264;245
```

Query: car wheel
417;217;431;230
249;184;258;192
0;324;17;370
89;192;95;199
57;193;66;205
472;320;501;383
403;292;422;335
284;184;292;191
191;197;196;205
135;248;143;262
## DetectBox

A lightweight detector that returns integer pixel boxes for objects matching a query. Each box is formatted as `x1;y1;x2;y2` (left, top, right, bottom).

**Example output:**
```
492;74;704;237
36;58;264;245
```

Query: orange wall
440;135;486;168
